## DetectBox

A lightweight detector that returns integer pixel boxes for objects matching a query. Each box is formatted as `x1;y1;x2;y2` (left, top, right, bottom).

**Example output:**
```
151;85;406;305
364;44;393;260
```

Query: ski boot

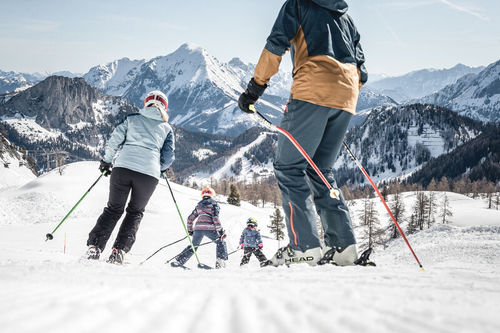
270;245;321;267
107;248;124;265
215;258;226;269
86;245;101;260
318;244;358;266
260;260;273;267
170;260;189;269
354;248;376;267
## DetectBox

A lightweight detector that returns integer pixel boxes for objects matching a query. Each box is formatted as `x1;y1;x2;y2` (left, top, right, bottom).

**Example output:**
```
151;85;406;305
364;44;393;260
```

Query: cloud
436;0;488;21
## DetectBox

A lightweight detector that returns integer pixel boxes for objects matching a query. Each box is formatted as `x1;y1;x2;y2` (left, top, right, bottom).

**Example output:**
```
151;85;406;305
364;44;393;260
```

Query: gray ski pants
274;99;356;252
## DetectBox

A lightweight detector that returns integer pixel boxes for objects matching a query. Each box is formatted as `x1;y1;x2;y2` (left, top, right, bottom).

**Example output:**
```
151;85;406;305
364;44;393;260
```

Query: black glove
238;78;267;113
188;230;194;236
217;229;227;240
99;159;112;176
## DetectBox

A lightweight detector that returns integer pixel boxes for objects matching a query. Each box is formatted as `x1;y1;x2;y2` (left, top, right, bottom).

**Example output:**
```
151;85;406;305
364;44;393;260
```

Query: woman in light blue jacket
86;90;175;264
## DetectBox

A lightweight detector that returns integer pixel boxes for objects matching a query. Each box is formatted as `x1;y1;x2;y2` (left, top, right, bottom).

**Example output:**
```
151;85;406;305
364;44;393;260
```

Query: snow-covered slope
0;162;499;333
418;60;500;122
186;131;276;183
84;57;145;96
0;133;36;190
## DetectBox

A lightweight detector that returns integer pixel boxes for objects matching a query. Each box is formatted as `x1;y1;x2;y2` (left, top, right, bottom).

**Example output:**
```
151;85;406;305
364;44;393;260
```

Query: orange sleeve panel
253;49;283;86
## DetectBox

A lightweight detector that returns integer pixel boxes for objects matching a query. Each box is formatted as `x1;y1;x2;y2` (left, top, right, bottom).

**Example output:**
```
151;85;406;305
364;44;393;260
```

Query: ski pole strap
45;173;104;241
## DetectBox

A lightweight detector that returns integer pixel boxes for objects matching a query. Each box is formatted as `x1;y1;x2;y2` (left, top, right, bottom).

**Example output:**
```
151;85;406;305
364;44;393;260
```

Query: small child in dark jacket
239;218;271;267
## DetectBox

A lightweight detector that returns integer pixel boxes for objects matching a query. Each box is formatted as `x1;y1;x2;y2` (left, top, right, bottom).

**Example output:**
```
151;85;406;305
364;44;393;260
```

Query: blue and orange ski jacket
254;0;367;113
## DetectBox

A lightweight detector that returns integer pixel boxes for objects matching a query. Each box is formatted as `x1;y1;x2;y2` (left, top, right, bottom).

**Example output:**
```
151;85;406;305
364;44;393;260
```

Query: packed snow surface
0;162;499;333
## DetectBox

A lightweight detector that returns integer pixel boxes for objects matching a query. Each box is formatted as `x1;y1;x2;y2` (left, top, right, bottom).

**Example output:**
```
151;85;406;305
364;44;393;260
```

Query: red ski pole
342;142;425;271
249;105;340;199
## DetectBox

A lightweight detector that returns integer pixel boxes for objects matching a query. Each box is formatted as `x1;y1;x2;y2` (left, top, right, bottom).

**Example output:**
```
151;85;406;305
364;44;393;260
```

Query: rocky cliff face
0;76;136;131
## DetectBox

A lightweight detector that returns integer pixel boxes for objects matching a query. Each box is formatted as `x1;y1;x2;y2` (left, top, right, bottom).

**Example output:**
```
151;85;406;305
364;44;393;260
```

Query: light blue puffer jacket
103;106;175;179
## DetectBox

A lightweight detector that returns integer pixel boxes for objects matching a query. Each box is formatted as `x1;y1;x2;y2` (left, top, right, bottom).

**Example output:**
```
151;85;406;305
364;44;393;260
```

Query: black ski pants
240;247;268;266
87;167;158;253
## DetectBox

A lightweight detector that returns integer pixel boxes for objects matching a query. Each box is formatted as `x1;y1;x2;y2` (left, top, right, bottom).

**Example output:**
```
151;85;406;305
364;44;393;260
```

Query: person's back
172;187;228;268
239;218;270;267
106;106;174;180
253;0;366;113
187;197;221;231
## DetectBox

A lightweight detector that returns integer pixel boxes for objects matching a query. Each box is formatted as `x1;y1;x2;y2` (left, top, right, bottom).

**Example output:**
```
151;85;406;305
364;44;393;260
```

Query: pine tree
381;185;389;202
440;194;453;224
427;191;436;228
436;176;449;192
407;212;418;234
389;188;406;239
227;184;241;206
268;208;286;247
484;182;495;209
411;191;428;231
360;199;385;248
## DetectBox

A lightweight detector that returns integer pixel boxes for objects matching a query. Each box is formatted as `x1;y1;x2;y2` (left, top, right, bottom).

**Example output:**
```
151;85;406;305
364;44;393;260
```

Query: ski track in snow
1;162;500;333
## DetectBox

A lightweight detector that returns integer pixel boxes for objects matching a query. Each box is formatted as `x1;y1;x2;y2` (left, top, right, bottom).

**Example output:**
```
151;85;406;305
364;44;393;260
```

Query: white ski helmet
144;90;169;122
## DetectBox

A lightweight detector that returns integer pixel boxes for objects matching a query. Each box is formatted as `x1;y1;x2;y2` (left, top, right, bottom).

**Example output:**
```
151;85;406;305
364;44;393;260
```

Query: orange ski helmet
201;187;215;198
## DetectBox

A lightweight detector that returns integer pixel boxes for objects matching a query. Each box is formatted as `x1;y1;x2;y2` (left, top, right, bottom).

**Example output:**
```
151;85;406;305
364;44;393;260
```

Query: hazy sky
0;0;498;76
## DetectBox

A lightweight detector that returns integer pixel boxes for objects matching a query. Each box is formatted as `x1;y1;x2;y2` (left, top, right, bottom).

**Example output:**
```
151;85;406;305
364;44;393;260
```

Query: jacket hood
311;0;348;13
141;106;164;121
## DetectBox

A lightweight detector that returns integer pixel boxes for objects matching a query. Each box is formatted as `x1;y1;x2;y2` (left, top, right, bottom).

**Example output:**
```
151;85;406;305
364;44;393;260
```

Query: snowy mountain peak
417;59;500;122
367;63;485;102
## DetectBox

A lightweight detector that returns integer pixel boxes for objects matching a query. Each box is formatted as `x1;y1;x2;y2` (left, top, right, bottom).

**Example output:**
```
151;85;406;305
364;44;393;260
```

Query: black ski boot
86;246;101;260
170;260;190;269
354;248;376;267
260;260;273;267
107;248;124;265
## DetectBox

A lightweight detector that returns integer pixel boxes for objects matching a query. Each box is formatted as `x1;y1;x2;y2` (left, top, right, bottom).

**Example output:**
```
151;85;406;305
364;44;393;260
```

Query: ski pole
248;105;340;199
140;236;188;265
164;238;221;264
164;176;209;269
45;172;106;241
342;142;425;271
227;248;241;256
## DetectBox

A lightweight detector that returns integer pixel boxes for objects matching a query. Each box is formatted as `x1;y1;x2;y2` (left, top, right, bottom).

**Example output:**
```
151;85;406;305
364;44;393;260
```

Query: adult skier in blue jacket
86;90;175;264
239;218;271;267
238;0;368;266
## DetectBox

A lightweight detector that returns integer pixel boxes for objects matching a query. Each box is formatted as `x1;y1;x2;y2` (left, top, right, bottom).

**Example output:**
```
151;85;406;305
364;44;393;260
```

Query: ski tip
197;263;213;270
45;233;53;241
